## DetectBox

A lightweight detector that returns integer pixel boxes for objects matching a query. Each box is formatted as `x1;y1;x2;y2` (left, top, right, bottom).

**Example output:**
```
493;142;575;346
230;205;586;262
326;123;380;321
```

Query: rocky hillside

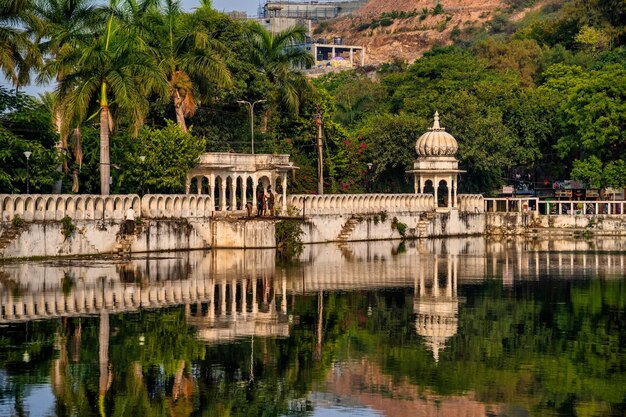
313;0;542;65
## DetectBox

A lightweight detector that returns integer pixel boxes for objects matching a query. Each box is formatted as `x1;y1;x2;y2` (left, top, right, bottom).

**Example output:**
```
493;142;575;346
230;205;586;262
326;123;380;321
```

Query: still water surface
1;238;625;417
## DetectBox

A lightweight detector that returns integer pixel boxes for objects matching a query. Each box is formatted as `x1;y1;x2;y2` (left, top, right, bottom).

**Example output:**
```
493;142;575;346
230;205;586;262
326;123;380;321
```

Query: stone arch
196;196;205;216
84;197;95;220
74;197;85;220
34;197;46;221
213;176;223;210
174;196;182;216
423;179;434;195
43;196;56;220
156;196;165;217
188;195;197;217
62;197;74;219
1;196;13;221
165;196;174;217
182;195;191;217
438;179;449;207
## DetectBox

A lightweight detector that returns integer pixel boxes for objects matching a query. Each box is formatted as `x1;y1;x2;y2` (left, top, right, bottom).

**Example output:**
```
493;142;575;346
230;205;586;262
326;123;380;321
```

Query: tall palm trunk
173;90;188;133
100;104;111;195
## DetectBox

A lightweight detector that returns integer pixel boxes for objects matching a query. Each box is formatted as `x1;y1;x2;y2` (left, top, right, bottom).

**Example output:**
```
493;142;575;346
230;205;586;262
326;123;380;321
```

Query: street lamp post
24;151;32;194
139;155;146;195
237;99;266;154
366;162;373;193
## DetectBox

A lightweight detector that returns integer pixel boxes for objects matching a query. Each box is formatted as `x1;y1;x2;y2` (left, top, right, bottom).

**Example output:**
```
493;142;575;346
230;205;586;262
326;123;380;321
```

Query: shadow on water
1;237;626;416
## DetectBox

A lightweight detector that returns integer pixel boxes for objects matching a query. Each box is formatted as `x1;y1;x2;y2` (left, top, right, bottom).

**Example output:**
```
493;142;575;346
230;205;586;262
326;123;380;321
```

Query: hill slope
314;0;539;65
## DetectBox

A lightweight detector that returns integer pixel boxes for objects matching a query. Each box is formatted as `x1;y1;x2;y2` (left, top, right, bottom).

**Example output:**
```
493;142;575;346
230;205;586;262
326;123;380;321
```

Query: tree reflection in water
0;239;625;416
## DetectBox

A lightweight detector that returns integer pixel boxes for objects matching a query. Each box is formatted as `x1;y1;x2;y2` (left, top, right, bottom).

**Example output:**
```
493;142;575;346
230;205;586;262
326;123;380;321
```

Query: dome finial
432;111;440;129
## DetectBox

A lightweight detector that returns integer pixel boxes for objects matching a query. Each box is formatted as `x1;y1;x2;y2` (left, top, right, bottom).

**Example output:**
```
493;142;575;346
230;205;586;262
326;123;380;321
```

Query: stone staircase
416;211;436;238
114;224;143;257
337;217;359;242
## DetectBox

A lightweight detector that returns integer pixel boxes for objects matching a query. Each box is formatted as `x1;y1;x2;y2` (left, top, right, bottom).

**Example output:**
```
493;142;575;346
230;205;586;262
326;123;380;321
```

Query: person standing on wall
268;187;275;216
125;207;135;234
257;187;264;216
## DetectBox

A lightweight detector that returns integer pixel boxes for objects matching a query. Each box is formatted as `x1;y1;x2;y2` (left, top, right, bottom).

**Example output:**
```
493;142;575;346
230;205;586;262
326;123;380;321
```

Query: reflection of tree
2;278;625;416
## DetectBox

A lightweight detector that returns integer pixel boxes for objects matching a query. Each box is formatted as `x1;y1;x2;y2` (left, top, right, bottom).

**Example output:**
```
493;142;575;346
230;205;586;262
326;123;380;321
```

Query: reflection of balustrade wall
285;194;435;215
3;238;626;323
0;194;214;222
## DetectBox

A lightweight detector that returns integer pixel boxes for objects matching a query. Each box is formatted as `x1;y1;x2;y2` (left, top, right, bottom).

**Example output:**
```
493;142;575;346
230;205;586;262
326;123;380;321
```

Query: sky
206;0;260;16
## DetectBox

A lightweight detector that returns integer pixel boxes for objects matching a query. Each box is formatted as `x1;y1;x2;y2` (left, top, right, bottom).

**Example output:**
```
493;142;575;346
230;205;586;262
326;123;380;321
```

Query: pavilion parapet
283;193;436;216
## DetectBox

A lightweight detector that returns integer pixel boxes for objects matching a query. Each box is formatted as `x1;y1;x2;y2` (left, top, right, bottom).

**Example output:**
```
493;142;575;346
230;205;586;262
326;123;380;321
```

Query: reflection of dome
415;112;458;157
414;298;458;362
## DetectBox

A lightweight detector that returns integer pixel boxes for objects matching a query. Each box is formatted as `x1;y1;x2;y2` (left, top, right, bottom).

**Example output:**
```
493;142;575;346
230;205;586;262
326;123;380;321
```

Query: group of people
245;186;276;217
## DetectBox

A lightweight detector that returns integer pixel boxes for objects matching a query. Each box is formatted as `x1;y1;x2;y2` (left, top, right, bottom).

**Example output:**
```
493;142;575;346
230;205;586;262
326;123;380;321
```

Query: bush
11;215;24;228
380;17;393;27
391;217;408;238
276;220;304;259
61;215;76;240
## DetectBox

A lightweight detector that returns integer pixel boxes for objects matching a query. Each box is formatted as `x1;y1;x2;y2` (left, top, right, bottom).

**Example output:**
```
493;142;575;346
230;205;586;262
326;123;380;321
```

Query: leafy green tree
0;87;60;192
150;0;232;133
57;0;167;195
247;23;314;113
117;121;206;194
0;0;42;88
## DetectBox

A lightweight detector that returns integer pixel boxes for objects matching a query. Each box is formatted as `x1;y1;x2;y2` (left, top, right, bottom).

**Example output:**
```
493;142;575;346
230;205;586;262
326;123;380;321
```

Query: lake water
1;237;625;417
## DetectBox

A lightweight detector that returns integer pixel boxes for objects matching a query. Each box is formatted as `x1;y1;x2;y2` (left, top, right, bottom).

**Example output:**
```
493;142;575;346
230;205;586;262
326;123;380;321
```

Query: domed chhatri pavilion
408;112;465;209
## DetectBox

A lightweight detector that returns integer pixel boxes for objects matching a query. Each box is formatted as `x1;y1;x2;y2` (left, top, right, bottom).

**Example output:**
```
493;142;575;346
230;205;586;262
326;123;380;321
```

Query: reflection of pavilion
414;254;459;362
185;275;291;342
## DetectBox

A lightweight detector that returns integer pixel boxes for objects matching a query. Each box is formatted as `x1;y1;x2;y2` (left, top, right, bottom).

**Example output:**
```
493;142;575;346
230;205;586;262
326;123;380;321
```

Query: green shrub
380;17;393;27
276;220;304;259
11;215;24;228
61;216;76;240
391;217;408;238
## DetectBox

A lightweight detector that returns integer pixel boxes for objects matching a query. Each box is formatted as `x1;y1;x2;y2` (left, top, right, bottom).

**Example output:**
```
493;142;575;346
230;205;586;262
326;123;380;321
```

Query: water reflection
0;238;625;416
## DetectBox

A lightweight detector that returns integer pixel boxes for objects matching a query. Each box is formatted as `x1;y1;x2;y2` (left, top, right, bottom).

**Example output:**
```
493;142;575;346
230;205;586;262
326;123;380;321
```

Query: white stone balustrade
457;194;484;213
0;194;141;222
0;194;214;222
140;194;214;218
283;193;436;215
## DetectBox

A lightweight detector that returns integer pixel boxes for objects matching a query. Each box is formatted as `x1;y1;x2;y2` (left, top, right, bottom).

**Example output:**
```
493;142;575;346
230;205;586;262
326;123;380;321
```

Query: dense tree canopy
1;0;626;195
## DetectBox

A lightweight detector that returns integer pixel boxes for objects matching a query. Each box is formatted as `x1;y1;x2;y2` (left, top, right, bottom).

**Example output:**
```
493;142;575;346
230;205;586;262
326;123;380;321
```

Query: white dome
416;112;458;157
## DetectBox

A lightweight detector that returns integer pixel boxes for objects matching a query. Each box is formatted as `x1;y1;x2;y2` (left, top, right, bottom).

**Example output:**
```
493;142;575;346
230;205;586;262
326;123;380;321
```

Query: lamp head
24;151;32;159
139;155;146;162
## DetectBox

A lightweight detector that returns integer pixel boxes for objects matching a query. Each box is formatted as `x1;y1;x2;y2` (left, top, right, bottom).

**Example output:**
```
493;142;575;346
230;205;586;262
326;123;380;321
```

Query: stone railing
484;197;540;213
283;193;435;215
538;200;626;216
0;194;141;222
140;194;214;218
0;194;214;222
457;194;484;213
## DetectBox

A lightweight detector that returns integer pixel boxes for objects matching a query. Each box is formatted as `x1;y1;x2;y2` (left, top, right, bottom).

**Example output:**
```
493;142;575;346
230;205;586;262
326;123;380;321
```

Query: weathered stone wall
0;218;275;259
300;209;485;243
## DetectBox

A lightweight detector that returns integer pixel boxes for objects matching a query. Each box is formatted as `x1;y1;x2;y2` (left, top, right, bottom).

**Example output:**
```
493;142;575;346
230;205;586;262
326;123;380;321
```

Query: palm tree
0;0;42;88
247;24;314;113
34;0;100;192
57;0;166;195
151;0;232;132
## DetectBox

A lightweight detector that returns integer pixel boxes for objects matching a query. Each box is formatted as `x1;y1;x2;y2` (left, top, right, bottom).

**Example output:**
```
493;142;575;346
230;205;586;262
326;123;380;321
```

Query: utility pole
314;106;324;195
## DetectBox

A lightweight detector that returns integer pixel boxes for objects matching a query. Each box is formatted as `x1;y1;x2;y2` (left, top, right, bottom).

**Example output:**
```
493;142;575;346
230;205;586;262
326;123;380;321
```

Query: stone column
220;180;226;211
230;177;237;211
252;177;258;208
208;175;214;200
196;177;202;195
242;176;248;208
447;177;452;208
361;48;365;66
282;173;288;212
185;176;191;194
434;176;439;207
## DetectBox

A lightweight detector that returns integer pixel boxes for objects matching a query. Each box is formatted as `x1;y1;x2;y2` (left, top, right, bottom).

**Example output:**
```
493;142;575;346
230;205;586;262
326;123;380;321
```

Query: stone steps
337;218;359;242
115;225;143;257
